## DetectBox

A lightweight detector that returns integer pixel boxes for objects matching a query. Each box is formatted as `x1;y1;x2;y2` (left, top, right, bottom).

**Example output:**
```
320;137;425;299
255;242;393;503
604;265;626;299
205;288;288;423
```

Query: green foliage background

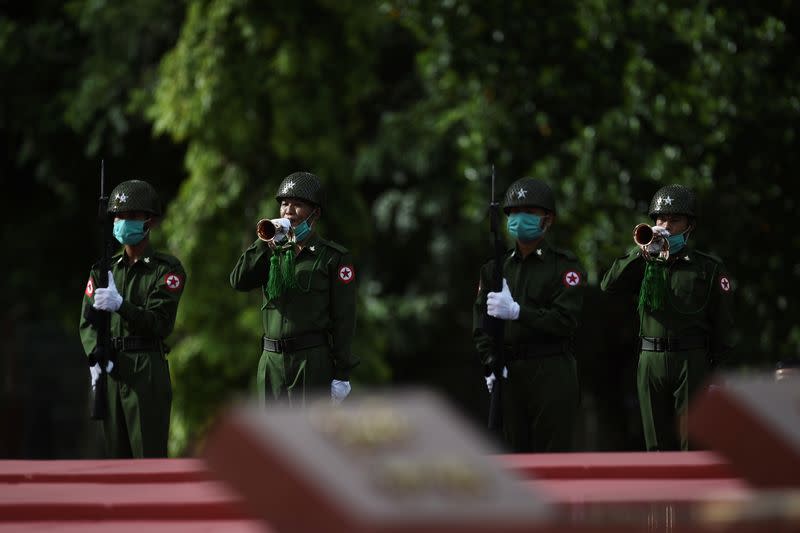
2;0;798;456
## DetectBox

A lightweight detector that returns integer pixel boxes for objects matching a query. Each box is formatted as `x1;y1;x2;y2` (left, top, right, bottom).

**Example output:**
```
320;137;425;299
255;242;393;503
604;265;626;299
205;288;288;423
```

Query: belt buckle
276;339;286;352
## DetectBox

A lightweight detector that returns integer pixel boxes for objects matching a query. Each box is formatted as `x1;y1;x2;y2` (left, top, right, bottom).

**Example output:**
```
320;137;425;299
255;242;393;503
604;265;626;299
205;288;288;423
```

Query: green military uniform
79;180;185;458
473;178;585;452
230;173;357;404
600;185;735;451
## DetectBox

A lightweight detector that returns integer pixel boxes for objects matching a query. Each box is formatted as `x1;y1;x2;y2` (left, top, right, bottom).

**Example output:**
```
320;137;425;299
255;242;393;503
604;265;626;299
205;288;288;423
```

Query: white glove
331;379;351;404
642;226;669;254
90;363;101;389
92;271;123;312
486;279;520;321
272;218;291;243
485;373;496;393
89;360;114;390
485;366;509;393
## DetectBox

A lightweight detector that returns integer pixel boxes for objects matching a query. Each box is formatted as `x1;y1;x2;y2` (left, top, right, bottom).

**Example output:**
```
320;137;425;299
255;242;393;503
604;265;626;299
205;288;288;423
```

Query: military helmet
107;179;161;216
648;184;696;219
275;171;325;209
503;177;556;214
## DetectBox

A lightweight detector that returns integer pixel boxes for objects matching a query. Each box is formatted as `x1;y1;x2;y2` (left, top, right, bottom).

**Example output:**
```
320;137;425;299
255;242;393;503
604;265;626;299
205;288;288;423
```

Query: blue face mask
507;213;544;242
113;219;149;245
293;211;317;242
667;232;687;254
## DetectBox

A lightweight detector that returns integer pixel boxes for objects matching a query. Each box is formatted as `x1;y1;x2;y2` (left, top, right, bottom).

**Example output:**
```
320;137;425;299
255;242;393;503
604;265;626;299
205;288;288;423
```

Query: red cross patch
338;265;355;284
719;275;731;292
164;272;184;292
563;270;581;287
85;277;95;297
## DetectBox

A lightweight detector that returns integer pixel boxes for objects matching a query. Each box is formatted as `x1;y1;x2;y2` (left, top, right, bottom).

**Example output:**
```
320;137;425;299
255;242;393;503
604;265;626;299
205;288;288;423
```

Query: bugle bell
257;218;292;243
633;223;655;247
633;223;669;259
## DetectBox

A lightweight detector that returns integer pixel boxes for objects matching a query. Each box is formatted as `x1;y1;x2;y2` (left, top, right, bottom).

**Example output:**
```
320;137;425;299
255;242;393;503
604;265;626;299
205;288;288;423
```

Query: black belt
640;336;707;352
262;332;328;353
505;341;566;360
111;336;162;352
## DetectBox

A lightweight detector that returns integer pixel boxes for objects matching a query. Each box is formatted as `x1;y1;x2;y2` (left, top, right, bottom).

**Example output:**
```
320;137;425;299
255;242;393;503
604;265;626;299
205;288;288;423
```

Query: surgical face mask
293;211;318;242
507;212;544;242
113;219;149;245
667;231;688;254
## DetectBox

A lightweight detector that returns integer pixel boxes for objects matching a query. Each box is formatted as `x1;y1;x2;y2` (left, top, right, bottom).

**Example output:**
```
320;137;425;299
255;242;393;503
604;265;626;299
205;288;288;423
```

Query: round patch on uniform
719;275;731;292
164;272;184;292
562;270;581;287
338;265;355;284
85;277;95;297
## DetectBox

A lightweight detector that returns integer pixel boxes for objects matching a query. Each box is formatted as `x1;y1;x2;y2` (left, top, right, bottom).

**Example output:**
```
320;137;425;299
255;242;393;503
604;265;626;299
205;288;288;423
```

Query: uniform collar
118;243;156;268
297;233;322;255
670;245;692;263
511;239;549;262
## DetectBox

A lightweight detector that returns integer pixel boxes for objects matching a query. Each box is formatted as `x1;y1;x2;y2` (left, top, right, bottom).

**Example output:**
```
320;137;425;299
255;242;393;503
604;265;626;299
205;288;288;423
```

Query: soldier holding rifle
80;179;186;457
230;172;358;406
473;177;585;452
601;184;735;451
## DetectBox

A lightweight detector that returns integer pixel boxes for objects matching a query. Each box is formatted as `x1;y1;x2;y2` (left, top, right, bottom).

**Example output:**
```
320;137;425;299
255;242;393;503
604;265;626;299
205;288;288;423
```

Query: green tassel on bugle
266;247;297;301
638;261;669;312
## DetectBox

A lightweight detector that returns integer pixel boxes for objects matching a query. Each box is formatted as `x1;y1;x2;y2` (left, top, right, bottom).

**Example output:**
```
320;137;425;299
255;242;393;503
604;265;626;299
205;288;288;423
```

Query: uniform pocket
670;269;710;313
526;283;548;306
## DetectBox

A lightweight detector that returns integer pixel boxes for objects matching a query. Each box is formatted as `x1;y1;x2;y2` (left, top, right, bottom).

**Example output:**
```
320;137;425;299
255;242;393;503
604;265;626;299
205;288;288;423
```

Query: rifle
88;160;113;420
483;165;505;430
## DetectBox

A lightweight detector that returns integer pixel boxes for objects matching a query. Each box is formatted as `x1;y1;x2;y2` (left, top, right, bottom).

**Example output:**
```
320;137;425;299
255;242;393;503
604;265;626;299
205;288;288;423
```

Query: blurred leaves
2;0;799;455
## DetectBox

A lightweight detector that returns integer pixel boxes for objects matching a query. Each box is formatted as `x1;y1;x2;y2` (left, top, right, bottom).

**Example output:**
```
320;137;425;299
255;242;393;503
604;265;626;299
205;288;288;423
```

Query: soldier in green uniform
79;179;186;458
230;172;357;405
473;178;585;452
601;184;735;451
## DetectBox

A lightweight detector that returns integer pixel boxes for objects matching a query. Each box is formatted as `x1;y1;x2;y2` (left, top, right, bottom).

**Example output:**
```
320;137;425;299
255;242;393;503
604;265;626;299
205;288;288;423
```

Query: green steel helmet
648;184;696;219
503;177;556;214
275;171;325;209
107;179;162;216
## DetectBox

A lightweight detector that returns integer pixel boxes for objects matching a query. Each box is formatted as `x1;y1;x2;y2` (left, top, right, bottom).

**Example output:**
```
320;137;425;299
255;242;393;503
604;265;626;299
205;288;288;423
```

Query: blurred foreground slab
1;385;799;531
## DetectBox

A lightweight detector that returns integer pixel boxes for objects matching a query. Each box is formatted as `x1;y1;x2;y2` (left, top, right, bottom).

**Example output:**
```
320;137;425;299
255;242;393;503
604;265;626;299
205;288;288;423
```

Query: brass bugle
257;219;290;242
633;223;655;246
634;223;670;260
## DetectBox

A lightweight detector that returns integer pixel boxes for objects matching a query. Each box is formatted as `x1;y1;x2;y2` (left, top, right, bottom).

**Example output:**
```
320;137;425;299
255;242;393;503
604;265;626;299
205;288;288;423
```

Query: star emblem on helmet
516;188;528;199
281;180;295;194
662;195;673;205
115;193;128;203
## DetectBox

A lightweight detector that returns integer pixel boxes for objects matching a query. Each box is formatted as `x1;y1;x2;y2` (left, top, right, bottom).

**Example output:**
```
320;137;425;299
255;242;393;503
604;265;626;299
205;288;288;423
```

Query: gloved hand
486;279;520;321
89;360;115;390
92;271;123;312
272;218;291;243
331;379;351;404
485;373;496;393
485;366;509;393
645;226;670;254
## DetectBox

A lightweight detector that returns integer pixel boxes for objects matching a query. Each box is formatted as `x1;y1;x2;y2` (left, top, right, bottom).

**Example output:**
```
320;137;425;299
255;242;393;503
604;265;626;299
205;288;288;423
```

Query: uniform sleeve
516;261;586;337
117;262;186;339
230;239;273;291
79;268;99;358
472;261;495;367
600;247;645;295
708;263;736;365
329;251;358;380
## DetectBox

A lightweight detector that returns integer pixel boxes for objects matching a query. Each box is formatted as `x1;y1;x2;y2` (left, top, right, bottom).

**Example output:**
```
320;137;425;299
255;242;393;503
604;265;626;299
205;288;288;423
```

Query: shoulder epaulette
693;250;724;264
553;247;578;261
322;239;349;255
